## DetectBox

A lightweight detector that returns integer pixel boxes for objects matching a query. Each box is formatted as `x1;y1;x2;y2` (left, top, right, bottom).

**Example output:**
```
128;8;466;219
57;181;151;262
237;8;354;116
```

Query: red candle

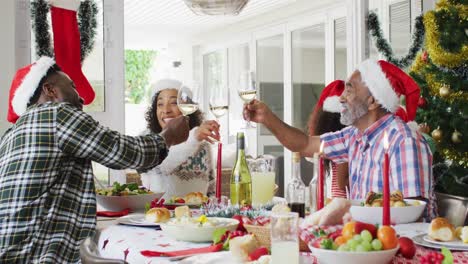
317;142;325;210
216;142;222;199
382;132;390;226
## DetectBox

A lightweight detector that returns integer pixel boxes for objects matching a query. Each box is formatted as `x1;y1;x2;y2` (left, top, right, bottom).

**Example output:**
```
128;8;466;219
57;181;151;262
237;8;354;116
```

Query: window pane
257;35;284;136
334;18;347;81
368;5;380;59
389;0;411;58
82;0;105;112
203;51;223;97
228;45;250;140
292;25;325;132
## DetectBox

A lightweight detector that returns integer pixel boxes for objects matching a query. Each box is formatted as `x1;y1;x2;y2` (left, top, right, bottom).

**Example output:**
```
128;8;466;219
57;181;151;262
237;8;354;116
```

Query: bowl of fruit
350;191;426;225
305;222;401;264
96;182;164;212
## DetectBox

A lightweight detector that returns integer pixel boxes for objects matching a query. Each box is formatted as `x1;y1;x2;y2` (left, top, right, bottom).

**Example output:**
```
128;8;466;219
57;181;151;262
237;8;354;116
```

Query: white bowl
350;199;426;225
160;217;239;242
311;246;399;264
96;192;164;212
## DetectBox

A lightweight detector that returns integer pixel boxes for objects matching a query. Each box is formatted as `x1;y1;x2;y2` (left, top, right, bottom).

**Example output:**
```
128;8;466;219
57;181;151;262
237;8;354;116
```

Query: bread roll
174;205;191;219
428;217;455;242
184;192;208;204
460;226;468;244
145;208;171;223
229;234;259;261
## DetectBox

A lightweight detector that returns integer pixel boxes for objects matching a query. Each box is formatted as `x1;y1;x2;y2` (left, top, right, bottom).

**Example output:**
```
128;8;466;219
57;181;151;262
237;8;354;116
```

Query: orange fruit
342;221;356;241
334;236;347;246
377;226;398;250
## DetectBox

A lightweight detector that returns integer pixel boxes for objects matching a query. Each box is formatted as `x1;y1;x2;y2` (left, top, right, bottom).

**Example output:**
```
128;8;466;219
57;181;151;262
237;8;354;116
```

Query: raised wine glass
238;70;257;128
177;81;200;116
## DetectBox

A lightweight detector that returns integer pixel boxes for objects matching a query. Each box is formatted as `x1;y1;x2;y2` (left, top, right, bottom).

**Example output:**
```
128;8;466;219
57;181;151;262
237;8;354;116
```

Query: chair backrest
80;233;128;264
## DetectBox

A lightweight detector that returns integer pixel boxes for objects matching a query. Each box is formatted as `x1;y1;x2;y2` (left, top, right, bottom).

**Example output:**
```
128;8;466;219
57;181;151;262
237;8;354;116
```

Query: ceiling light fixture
183;0;249;16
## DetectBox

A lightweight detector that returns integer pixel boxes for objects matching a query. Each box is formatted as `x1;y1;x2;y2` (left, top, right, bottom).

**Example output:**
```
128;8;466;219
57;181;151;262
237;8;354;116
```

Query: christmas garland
424;7;468;68
30;0;98;63
367;11;425;68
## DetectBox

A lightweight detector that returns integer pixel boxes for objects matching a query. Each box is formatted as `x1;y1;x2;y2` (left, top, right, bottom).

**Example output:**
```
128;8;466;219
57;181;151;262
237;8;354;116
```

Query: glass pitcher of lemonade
247;155;276;206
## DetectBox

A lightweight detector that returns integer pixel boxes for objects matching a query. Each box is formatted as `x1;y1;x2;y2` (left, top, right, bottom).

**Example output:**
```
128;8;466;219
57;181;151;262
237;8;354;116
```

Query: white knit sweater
140;128;214;199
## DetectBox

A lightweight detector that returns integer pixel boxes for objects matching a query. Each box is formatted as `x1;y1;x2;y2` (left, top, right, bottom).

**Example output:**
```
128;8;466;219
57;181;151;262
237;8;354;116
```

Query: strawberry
174;198;185;203
232;215;246;232
248;247;269;261
328;230;342;241
354;221;377;238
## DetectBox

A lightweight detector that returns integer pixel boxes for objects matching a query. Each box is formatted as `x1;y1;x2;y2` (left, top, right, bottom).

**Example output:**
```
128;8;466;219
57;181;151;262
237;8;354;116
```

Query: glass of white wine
177;81;200;116
209;85;229;121
238;70;257;128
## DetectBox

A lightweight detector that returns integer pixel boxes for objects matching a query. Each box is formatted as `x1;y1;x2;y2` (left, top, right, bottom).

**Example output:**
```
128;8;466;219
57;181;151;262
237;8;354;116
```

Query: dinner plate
423;235;468;250
412;234;467;251
116;214;161;228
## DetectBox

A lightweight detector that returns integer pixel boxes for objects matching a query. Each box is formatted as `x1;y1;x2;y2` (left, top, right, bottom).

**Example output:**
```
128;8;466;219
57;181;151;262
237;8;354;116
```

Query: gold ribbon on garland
424;2;468;68
442;148;468;167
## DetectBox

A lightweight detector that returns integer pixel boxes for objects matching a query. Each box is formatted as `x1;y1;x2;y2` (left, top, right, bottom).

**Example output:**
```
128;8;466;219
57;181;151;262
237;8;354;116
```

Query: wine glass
238;70;257;128
209;85;229;121
177;81;200;116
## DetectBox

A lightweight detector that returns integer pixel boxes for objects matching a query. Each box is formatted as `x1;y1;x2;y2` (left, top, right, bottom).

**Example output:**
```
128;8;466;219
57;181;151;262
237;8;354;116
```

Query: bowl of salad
96;182;164;212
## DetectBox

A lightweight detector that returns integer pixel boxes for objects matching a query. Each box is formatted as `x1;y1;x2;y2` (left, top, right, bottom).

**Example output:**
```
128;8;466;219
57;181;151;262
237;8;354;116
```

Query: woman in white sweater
139;79;219;199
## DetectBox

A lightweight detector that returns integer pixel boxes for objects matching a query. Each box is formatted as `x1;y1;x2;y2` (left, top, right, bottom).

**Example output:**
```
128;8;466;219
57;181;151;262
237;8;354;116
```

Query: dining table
96;216;468;264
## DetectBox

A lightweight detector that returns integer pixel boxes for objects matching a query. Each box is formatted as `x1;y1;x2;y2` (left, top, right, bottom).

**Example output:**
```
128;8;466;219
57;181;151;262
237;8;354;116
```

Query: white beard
340;102;368;126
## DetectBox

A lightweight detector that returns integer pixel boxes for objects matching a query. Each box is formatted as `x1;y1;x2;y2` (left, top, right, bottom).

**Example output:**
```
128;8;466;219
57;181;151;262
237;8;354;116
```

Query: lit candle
317;141;325;210
216;142;222;199
382;132;390;226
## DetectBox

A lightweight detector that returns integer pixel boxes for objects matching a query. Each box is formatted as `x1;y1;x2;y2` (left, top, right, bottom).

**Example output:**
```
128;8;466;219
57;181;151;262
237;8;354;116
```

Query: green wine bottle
230;132;252;206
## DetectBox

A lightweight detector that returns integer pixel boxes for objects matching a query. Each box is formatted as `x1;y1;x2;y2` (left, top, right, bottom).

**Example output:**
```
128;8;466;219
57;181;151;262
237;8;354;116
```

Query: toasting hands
159;116;190;147
242;99;273;125
195;120;220;143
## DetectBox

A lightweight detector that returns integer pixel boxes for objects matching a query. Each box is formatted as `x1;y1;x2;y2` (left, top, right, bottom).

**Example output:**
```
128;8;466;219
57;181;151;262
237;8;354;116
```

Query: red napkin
97;208;130;217
140;244;222;257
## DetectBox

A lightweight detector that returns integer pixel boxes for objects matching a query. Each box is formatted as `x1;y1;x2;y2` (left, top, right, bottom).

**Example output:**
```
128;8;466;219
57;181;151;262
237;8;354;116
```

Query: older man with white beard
243;59;436;221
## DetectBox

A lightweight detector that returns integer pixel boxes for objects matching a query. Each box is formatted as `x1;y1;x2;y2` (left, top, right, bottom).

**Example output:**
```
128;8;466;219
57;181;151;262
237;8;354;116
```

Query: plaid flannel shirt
0;102;168;263
320;114;437;221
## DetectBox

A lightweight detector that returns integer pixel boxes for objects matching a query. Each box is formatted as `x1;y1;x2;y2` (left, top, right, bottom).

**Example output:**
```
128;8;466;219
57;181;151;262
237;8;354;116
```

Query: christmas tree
408;0;467;197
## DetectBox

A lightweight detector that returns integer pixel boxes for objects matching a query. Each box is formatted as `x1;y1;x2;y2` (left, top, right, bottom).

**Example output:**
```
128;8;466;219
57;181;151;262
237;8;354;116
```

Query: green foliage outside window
125;50;157;104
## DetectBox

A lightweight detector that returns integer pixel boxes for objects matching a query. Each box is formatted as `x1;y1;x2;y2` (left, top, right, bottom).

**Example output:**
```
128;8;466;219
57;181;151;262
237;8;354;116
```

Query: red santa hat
152;79;182;93
308;80;345;135
7;56;56;123
357;59;420;122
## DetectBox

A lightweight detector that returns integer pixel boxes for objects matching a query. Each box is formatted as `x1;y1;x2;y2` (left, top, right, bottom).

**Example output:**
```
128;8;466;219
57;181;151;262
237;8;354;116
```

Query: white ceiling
124;0;297;36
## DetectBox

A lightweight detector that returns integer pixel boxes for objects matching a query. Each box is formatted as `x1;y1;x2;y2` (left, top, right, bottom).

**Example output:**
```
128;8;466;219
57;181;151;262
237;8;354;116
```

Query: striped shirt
0;102;168;263
330;163;347;198
320;114;436;220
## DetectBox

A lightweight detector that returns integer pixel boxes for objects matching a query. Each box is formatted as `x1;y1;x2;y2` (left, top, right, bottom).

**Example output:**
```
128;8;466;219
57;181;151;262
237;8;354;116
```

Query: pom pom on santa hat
7;56;56;123
357;59;420;123
308;80;344;135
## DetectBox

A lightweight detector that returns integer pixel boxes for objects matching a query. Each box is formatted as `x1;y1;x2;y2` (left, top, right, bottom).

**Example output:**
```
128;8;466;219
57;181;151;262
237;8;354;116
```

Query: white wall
0;0;16;135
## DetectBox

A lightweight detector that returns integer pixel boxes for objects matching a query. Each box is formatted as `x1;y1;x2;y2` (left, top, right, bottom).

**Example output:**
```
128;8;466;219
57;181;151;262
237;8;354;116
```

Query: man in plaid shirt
243;60;436;220
0;57;216;262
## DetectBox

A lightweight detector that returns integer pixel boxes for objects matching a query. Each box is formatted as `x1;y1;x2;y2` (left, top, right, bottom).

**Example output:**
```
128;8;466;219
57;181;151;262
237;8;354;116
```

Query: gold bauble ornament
439;85;451;98
451;130;462;144
431;127;443;141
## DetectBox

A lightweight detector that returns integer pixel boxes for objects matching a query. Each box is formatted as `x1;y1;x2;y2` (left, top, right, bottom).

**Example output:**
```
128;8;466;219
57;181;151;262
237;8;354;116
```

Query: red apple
398;237;416;259
354;221;377;238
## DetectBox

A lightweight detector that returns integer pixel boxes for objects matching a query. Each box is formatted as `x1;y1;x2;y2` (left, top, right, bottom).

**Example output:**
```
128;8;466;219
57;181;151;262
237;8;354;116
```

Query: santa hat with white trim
152;79;182;94
308;80;345;135
7;56;56;123
357;59;420;122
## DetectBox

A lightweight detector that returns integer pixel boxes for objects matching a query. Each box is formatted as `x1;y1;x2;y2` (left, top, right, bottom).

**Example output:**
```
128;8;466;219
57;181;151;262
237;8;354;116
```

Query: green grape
338;245;350;252
355;245;367;252
332;243;339;250
353;234;363;242
371;239;383;251
360;230;373;243
347;239;359;250
361;240;372;251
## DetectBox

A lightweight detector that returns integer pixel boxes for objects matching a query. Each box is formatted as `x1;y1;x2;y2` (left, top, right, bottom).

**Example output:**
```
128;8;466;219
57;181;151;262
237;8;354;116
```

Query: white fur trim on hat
322;96;342;113
49;0;81;11
12;57;55;116
357;59;399;113
152;79;182;93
